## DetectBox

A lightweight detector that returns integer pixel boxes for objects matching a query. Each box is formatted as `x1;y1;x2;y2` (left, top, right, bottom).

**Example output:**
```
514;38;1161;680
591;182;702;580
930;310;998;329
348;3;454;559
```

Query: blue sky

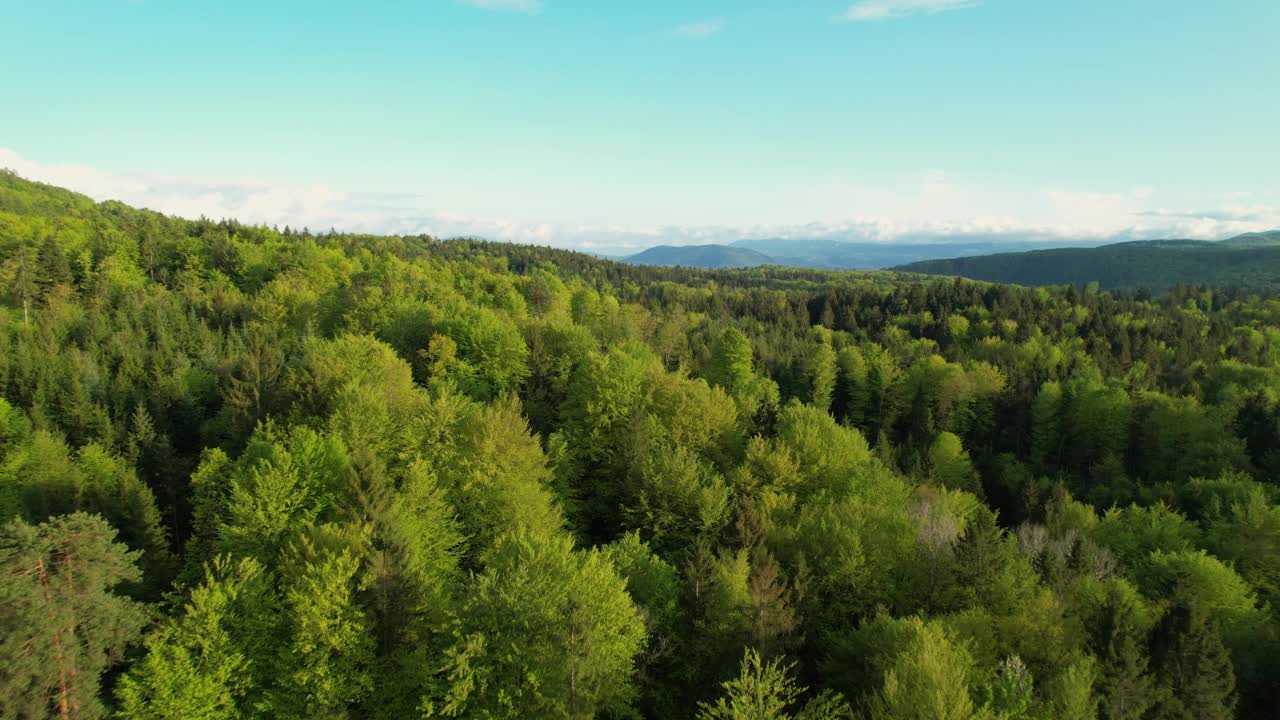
2;0;1278;251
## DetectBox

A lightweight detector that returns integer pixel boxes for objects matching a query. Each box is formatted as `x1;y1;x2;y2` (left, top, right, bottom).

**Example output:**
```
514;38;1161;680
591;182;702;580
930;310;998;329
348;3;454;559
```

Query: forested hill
3;168;1280;719
732;237;1111;270
896;233;1280;292
625;244;775;268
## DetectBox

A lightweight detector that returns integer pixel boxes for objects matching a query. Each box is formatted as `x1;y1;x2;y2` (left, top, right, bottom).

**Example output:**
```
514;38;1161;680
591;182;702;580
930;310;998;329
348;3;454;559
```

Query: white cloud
459;0;542;14
672;19;724;37
2;148;1277;255
842;0;977;21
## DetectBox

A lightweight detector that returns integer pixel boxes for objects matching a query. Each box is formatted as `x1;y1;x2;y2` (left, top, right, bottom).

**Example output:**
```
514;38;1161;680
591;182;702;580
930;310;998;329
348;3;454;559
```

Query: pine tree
0;513;148;720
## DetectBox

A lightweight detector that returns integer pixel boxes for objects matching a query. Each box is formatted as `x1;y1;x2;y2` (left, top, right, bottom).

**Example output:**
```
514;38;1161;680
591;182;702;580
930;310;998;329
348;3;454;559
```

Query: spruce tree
1149;600;1235;720
1091;587;1156;720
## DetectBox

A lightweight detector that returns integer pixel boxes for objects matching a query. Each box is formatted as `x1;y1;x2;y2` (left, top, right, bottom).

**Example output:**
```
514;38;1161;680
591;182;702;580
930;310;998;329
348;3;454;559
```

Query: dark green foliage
1149;601;1236;720
1091;586;1157;720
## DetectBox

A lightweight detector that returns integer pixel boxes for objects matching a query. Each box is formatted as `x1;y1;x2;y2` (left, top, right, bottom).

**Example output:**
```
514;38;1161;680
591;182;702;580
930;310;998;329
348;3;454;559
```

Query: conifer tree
697;648;851;720
116;556;279;720
0;513;148;720
1091;587;1156;720
1149;601;1235;720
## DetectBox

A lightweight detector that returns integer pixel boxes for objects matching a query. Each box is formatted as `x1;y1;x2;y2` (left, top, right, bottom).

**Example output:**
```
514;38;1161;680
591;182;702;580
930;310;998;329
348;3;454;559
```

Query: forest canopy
1;170;1278;719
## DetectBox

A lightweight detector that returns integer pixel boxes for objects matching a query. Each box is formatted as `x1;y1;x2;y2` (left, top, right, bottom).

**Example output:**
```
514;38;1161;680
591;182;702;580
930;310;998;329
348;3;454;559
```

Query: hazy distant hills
896;231;1280;292
620;232;1280;292
623;238;1112;270
624;244;775;268
728;238;1109;269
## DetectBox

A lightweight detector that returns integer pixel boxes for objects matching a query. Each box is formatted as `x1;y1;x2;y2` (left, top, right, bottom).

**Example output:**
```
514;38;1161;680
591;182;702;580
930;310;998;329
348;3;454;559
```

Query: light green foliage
434;397;563;558
868;618;983;720
605;532;681;634
218;424;351;563
605;533;684;716
0;429;81;522
432;531;647;719
0;397;29;453
433;306;530;399
624;423;733;557
1134;548;1278;702
1204;487;1280;611
804;327;838;412
183;448;233;580
929;432;980;494
1137;550;1266;641
116;556;278;720
386;459;463;614
1044;656;1099;720
773;401;882;500
291;334;419;421
981;657;1039;720
697;649;852;720
1093;503;1199;571
269;526;375;719
560;347;651;479
705;328;780;422
645;367;740;459
523;318;600;431
698;547;754;647
836;345;868;425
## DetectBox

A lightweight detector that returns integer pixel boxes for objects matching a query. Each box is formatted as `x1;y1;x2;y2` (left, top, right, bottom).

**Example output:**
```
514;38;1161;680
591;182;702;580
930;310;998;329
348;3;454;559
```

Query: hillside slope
896;235;1280;292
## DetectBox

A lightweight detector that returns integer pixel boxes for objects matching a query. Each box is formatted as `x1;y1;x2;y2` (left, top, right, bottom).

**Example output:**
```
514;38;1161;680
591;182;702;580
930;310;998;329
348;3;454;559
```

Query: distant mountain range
727;238;1110;269
624;244;775;268
895;231;1280;292
620;232;1280;292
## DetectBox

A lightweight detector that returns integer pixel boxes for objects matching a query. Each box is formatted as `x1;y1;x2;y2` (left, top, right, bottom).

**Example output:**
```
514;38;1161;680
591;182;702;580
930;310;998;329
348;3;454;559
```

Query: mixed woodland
1;171;1279;719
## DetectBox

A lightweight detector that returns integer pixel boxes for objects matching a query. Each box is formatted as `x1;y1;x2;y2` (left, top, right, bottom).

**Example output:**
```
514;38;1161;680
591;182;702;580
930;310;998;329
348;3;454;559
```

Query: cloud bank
2;148;1276;255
